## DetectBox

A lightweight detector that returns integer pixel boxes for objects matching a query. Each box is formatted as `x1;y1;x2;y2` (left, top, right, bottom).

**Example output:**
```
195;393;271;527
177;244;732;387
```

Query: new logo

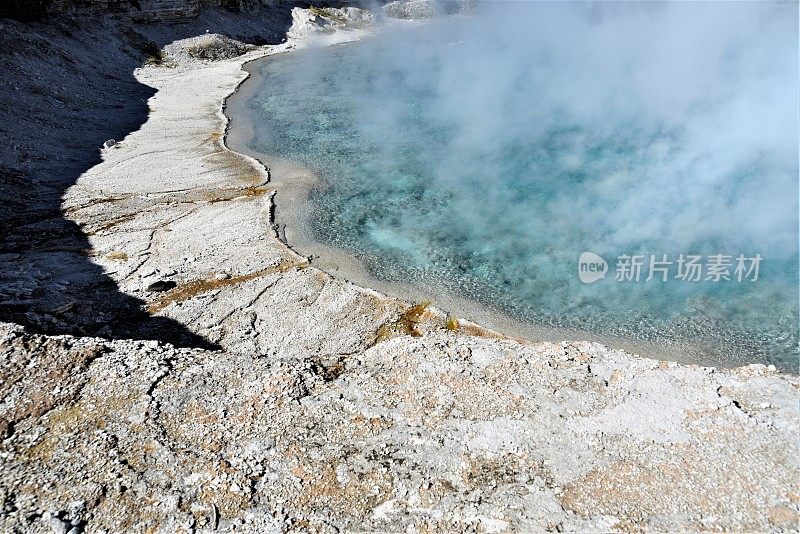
578;252;608;284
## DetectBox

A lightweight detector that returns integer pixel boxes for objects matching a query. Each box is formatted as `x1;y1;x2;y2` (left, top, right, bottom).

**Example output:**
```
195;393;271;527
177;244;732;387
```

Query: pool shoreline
224;40;780;372
3;5;796;530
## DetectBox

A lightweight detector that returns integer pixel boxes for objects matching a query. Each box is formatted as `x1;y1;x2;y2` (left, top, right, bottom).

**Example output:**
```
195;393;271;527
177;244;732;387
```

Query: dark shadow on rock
0;5;298;349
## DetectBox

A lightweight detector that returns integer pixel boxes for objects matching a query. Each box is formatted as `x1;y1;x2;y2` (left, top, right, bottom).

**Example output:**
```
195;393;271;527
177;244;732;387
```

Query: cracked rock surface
1;323;798;532
0;4;798;532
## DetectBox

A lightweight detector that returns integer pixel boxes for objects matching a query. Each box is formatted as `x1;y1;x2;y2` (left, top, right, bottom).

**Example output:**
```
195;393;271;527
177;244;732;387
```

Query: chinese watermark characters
579;252;761;284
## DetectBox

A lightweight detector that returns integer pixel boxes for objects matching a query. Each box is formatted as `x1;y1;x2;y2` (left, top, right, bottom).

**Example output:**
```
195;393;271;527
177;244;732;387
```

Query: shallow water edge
224;41;786;372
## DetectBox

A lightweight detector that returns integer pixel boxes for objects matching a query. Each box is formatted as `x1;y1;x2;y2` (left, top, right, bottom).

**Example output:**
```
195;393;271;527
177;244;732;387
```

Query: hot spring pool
229;3;799;371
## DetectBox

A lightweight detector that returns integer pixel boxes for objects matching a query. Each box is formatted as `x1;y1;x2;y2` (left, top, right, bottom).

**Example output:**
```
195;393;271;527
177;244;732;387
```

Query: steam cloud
334;1;799;257
248;1;799;366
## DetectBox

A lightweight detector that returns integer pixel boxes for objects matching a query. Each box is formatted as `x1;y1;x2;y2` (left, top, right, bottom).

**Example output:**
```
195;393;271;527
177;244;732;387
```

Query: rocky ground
3;321;798;532
0;2;798;532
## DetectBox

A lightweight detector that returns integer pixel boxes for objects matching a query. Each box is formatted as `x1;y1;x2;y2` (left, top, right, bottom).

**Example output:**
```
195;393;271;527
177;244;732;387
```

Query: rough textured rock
286;5;377;41
0;325;106;439
0;5;798;533
382;0;474;21
0;6;295;347
382;0;438;20
0;0;282;22
165;33;254;62
1;323;797;532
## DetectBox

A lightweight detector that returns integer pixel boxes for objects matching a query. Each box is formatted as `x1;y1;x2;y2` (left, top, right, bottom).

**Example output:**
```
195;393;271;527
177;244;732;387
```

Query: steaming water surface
236;3;799;370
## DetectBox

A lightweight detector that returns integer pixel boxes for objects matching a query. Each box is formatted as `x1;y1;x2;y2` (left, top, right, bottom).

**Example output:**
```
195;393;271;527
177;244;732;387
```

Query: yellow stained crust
148;260;308;313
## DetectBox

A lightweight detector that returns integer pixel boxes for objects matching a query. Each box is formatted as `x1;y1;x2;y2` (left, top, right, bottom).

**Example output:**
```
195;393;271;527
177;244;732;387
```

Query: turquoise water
243;4;799;370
